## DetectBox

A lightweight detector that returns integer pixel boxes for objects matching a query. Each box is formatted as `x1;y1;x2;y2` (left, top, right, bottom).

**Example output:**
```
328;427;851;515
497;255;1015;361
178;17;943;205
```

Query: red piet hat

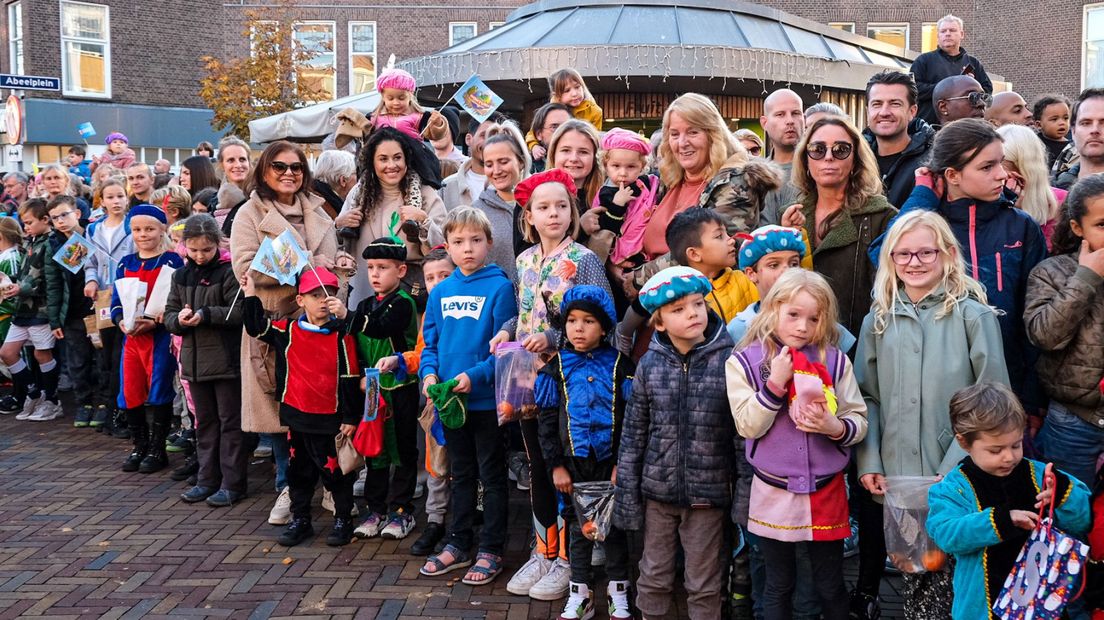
513;168;577;207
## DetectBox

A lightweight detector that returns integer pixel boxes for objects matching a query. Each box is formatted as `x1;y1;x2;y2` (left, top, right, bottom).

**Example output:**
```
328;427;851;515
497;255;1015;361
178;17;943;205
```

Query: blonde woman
792;116;896;336
546;119;605;214
996;124;1064;247
468;120;531;282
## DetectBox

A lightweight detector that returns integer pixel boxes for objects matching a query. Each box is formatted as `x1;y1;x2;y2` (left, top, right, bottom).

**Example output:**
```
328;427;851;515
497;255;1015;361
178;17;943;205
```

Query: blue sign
0;74;60;91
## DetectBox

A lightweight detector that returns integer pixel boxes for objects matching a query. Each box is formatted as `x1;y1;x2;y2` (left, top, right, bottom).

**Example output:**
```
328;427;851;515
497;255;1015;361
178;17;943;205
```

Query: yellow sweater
525;98;604;151
707;268;758;325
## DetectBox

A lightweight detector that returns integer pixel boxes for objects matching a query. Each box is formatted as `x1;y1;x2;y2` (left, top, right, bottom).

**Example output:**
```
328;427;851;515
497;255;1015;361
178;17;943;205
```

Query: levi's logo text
441;295;486;320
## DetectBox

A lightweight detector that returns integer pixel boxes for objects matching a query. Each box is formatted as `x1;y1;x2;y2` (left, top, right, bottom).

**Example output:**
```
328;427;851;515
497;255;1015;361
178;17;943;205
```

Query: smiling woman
469;120;531;282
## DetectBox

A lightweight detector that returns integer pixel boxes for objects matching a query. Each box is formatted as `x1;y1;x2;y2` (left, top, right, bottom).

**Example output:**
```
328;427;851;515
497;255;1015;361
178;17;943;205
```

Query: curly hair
354;127;418;222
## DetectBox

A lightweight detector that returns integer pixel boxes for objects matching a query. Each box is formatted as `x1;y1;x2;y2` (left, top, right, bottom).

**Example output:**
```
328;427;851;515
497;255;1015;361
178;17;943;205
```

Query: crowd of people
1;12;1103;620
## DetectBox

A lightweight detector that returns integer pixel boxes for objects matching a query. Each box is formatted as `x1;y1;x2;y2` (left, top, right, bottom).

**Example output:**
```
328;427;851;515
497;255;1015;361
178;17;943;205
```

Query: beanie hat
514;168;577;207
438;107;461;142
361;236;407;261
736;225;806;270
297;266;339;295
560;285;617;333
639;266;712;314
601;127;650;155
105;132;128;145
125;203;167;233
375;68;417;93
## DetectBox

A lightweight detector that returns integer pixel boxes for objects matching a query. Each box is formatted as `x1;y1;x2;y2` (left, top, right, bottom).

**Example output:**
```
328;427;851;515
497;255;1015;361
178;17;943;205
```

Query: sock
39;359;59;402
10;358;37;401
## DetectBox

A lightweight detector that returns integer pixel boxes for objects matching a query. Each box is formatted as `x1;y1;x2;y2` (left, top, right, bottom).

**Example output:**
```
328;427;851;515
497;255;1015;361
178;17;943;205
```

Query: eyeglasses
889;248;940;266
269;161;305;176
944;91;993;108
806;141;854;161
49;211;77;222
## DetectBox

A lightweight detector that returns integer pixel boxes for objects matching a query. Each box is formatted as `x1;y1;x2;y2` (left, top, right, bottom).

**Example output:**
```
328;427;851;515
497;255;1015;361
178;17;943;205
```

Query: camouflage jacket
13;233;50;323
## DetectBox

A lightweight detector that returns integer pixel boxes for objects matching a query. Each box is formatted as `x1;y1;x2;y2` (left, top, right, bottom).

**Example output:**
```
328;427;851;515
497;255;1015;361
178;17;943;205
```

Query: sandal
419;544;472;577
461;551;503;586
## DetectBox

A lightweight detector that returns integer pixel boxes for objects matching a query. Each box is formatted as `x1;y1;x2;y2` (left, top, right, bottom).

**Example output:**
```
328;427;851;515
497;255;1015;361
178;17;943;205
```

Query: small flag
271;230;312;286
451;75;503;124
77;122;96;139
51;233;95;274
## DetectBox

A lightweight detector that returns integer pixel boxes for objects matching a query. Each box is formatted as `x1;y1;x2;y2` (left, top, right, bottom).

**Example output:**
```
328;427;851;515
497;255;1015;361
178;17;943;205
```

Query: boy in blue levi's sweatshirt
419;207;517;586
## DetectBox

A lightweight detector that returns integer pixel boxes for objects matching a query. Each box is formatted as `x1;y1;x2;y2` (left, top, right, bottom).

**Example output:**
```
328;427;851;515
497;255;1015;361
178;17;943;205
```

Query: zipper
995;252;1003;292
678;355;689;507
968;204;980;280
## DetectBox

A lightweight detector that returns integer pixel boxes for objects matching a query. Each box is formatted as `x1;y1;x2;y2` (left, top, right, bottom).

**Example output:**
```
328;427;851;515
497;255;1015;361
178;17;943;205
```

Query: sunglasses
944;91;993;108
806;141;854;161
269;161;305;175
889;248;940;266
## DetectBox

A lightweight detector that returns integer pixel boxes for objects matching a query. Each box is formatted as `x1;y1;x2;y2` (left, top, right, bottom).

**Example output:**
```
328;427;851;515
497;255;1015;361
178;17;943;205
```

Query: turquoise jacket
927;457;1091;619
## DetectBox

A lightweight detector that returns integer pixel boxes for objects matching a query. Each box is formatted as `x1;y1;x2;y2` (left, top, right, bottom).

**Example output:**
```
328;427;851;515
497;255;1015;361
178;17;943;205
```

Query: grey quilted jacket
614;313;736;530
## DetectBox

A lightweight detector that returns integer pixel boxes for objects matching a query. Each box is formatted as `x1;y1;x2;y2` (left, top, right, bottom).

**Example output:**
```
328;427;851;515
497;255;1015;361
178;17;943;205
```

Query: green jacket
0;246;22;318
45;231;90;329
348;288;419;391
854;286;1009;481
13;234;50;323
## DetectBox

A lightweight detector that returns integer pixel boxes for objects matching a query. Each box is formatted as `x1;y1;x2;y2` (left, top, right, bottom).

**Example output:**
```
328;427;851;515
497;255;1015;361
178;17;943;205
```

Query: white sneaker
380;510;416;539
28;399;62;421
506;553;553;596
607;580;633;619
268;487;291;525
16;394;43;420
353;511;386;539
529;557;571;601
558;582;594;620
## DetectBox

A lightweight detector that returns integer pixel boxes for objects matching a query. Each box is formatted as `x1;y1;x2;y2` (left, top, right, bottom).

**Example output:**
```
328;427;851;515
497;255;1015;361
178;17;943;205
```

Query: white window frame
1084;3;1104;89
866;22;910;51
489;21;505;30
828;22;855;34
292;20;337;102
347;21;377;96
449;21;477;46
59;0;111;99
8;2;23;74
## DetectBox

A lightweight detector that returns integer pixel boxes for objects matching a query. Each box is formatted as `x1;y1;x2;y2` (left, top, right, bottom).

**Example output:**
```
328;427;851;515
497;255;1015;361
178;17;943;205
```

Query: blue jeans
1038;402;1104;487
267;432;291;491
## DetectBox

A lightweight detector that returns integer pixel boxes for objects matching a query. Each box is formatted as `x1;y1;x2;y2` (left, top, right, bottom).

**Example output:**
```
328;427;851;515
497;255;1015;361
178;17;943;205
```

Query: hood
649;310;733;363
216;181;246;214
801;192;896;216
862;118;936;157
452;262;508;285
477;185;514;212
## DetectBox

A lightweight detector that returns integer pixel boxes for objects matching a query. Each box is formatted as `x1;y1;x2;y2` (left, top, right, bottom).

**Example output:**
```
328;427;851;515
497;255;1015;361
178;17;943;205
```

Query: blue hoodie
420;263;517;411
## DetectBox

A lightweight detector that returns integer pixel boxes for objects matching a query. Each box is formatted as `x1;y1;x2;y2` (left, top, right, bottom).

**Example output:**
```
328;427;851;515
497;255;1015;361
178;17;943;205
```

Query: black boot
138;405;171;474
111;408;131;439
170;452;199;481
121;408;148;472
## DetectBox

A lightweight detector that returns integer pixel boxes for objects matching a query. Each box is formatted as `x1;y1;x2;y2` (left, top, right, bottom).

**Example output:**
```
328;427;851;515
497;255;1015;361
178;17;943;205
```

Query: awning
248;90;381;144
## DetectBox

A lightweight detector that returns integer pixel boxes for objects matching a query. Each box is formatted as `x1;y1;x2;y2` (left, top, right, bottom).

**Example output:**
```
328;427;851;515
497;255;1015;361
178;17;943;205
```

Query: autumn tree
199;4;330;138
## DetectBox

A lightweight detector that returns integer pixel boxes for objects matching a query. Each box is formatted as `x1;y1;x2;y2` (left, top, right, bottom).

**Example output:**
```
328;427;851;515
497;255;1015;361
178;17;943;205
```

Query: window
8;2;23;74
293;21;336;101
60;1;110;98
489;21;505;30
449;22;477;46
829;22;855;34
348;21;376;96
867;22;910;50
1085;4;1104;88
921;22;938;52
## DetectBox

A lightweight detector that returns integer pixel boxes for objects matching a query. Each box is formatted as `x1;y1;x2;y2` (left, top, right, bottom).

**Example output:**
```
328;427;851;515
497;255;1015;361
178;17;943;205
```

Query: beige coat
230;191;338;434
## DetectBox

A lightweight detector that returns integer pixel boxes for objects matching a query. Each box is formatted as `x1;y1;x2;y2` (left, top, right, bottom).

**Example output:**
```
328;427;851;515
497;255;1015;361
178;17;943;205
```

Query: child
67;145;92;185
728;225;810;342
44;196;98;427
241;267;361;547
0;217;22;348
165;214;244;508
592;128;660;266
84;178;133;432
112;204;184;474
0;199;60;421
347;237;421;541
927;382;1092;620
419;207;517;585
666;208;756;325
536;285;634;620
853;210;1009;617
614;266;736;619
526;69;604;160
726;268;867;620
152;185;192;227
1033;95;1071;170
491;169;611;600
376;246;454;556
1025;174;1104;486
368;64;447;188
92;132;136;173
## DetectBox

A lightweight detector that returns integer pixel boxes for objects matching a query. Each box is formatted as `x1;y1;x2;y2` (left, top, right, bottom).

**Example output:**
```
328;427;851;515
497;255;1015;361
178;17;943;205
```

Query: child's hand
489;330;510;354
552;466;573;494
522;332;550;353
860;473;887;496
768;345;793;391
2;283;19;299
325;296;347;319
1010;509;1039;530
781;204;806;228
178;305;201;327
422;374;438;401
376;355;399;373
241;273;256;297
913;167;945;197
130;317;155;336
532;144;547;161
612;183;635;207
83;282;98;299
1078;240;1104;278
1035;462;1056;510
452;372;471;393
795;400;845;438
52;328;65;340
339;423;356;437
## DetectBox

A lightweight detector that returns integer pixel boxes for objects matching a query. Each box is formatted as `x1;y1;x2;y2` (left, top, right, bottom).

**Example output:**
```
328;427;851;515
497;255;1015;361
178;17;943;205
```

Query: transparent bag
883;476;946;574
571;481;616;542
494;341;539;425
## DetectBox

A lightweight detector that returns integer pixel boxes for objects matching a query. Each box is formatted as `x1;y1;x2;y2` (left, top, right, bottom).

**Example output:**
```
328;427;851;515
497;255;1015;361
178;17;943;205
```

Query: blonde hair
792;117;883;239
549;69;592;106
870;210;988;334
547;119;605;206
658;93;742;188
443;206;494;242
600;133;653;172
151;185;192;222
997;124;1058;226
739;269;839;357
519;180;581;244
371;92;425;119
482;120;532;183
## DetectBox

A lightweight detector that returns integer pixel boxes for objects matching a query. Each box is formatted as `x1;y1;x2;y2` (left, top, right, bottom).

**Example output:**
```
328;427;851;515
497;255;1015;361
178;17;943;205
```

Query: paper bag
95;288;114;330
142;266;175;319
114;277;145;332
83;315;103;349
335;432;364;475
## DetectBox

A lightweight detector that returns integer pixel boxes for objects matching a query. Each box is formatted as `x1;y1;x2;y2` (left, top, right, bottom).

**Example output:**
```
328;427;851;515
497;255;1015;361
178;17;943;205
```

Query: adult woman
229;141;339;526
997;124;1065;248
215;136;252;235
39;164;91;218
546;119;604;224
335;127;446;308
792;116;896;338
311;150;357;220
179;156;220;195
470;121;531;281
734;128;764;157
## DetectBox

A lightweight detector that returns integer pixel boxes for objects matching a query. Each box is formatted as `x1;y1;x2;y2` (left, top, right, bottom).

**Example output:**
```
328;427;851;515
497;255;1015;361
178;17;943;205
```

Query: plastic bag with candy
494;342;539;425
883;476;944;574
571;481;616;542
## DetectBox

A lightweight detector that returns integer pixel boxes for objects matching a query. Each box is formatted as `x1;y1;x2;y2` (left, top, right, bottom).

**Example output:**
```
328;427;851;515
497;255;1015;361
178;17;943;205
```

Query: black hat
438;107;461;143
362;236;407;261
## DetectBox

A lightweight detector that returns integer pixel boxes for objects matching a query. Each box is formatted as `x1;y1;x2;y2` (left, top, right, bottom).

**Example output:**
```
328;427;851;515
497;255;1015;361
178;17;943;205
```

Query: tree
199;5;329;138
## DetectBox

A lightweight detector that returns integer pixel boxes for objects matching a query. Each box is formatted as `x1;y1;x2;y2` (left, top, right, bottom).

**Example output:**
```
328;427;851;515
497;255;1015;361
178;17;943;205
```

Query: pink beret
600;128;650;155
376;68;417;93
514;168;578;207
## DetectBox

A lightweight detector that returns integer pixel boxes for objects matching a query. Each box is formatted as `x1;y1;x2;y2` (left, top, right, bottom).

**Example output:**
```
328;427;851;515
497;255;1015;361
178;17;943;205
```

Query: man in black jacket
862;70;935;209
911;14;992;125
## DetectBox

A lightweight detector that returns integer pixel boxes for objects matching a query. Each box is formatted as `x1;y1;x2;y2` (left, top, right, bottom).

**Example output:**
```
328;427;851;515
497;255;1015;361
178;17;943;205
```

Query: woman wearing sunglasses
792;116;897;338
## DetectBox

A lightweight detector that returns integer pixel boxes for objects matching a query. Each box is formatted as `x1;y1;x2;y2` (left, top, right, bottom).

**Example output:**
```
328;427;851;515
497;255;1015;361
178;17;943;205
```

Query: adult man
528;103;571;173
759;88;804;225
1055;88;1104;190
1;172;28;215
430;107;467;163
933;75;990;126
153;159;171;175
985;91;1033;127
862;70;935;209
911;14;992;125
440;112;506;211
126;162;154;206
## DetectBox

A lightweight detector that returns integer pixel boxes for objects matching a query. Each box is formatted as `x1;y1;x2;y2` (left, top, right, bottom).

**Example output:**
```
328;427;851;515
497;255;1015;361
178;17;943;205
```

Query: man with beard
759;88;804;225
440;112;507;210
933;75;990;126
862;70;935;209
1055;88;1104;190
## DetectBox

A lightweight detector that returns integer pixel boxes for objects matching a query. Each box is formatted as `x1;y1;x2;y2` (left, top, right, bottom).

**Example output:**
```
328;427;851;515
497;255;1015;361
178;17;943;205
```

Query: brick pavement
0;413;904;619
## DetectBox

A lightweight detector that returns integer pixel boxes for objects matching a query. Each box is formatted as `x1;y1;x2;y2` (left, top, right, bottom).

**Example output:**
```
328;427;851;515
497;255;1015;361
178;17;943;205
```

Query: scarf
788;348;838;426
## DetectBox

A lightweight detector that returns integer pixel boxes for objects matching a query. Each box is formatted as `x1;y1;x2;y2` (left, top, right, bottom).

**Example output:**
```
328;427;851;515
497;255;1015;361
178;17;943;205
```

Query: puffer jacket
613;312;736;530
164;254;242;382
699;157;783;236
862;118;935;210
1024;254;1104;428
